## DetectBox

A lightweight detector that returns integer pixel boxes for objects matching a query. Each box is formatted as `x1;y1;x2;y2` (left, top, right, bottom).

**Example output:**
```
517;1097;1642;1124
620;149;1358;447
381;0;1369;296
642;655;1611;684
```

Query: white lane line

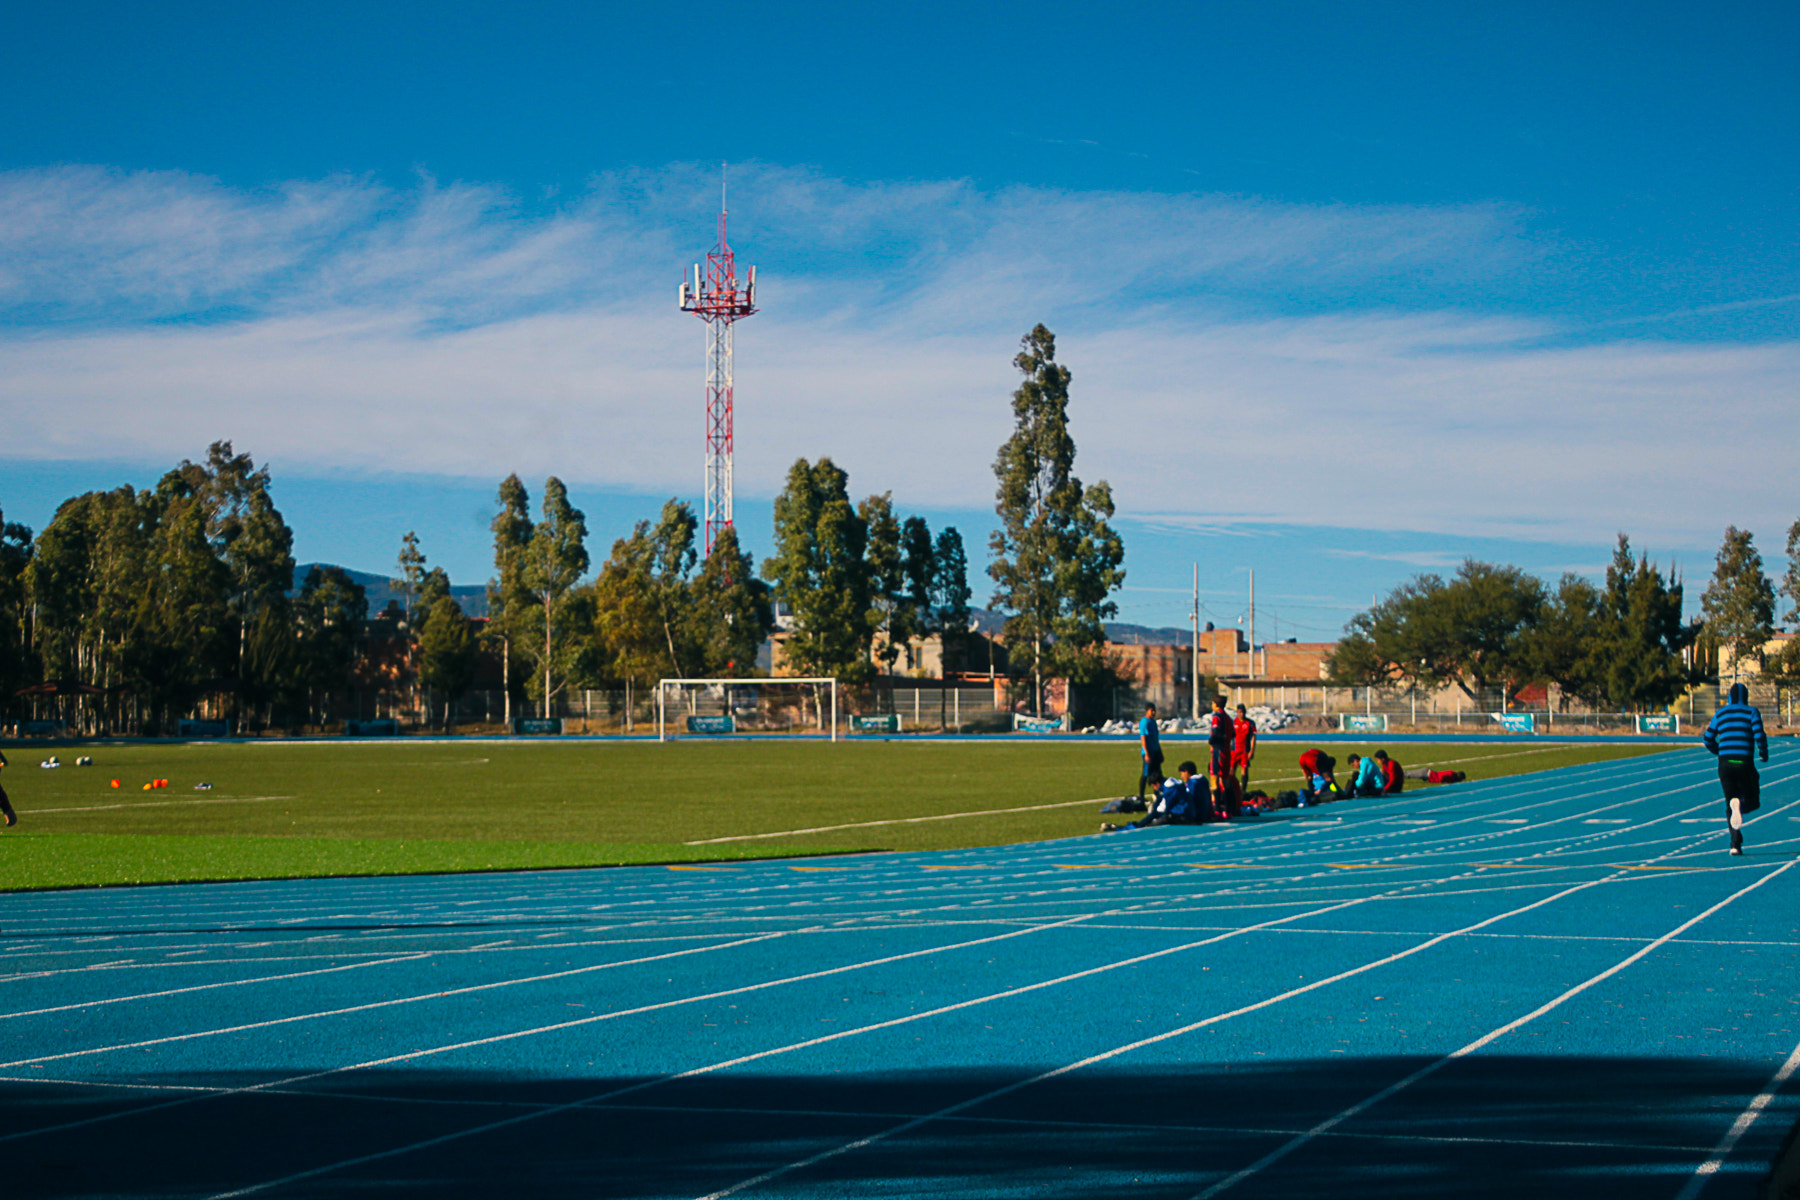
687;861;1663;1200
0;932;788;1070
1671;1033;1800;1200
1;912;1110;1145
205;888;1407;1200
683;796;1113;844
24;795;293;814
1188;859;1799;1200
0;954;430;1021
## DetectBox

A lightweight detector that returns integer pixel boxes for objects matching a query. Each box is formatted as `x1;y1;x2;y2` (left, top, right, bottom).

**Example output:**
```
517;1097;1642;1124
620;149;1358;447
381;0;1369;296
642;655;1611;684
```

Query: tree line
0;324;1128;729
1328;524;1800;709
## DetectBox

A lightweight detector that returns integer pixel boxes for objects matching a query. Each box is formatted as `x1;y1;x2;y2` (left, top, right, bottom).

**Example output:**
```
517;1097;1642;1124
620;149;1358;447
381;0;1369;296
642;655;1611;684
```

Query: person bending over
1297;748;1338;805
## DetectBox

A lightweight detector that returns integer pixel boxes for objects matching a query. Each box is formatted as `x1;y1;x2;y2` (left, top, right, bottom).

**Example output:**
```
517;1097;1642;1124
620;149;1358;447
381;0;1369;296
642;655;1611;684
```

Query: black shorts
1719;758;1761;813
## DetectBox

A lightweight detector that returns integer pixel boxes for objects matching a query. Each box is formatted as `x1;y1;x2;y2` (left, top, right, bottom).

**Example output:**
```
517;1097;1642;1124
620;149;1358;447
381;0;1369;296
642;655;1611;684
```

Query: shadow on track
6;1055;1794;1198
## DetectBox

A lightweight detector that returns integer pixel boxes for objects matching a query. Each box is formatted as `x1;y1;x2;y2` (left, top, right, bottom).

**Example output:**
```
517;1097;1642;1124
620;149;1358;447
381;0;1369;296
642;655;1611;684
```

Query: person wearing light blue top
1703;682;1768;855
1346;753;1385;798
1136;703;1164;802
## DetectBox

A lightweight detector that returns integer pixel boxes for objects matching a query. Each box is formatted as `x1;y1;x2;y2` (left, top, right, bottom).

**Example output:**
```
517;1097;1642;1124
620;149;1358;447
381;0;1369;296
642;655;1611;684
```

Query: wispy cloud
0;161;1794;560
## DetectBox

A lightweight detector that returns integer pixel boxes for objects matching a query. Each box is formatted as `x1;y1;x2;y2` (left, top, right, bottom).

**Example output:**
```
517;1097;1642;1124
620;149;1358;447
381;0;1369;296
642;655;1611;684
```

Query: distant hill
969;608;1197;646
294;564;490;619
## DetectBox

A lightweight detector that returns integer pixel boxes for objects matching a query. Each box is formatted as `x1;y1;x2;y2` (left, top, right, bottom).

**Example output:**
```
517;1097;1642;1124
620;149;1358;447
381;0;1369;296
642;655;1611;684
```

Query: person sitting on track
1104;761;1209;831
1374;749;1404;795
1346;753;1386;798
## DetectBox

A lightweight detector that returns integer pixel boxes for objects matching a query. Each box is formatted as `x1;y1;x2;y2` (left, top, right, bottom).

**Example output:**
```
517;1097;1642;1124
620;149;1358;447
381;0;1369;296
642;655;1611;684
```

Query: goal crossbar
655;677;838;742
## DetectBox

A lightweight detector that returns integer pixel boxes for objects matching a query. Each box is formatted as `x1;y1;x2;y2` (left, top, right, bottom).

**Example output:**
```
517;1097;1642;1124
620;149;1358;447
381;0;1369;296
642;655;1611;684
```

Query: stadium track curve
2;744;1798;1198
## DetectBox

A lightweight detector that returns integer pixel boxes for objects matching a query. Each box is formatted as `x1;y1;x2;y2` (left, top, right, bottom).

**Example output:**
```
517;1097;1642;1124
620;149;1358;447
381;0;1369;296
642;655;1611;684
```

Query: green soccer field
0;738;1674;890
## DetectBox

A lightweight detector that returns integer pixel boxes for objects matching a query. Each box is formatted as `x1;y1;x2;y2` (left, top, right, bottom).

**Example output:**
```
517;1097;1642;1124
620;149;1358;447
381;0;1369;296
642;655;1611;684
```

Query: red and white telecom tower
679;182;757;555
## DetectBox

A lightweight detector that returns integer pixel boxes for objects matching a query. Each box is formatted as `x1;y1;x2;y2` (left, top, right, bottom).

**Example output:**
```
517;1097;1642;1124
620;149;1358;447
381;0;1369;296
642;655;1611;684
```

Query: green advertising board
512;718;563;736
852;714;900;734
685;715;736;735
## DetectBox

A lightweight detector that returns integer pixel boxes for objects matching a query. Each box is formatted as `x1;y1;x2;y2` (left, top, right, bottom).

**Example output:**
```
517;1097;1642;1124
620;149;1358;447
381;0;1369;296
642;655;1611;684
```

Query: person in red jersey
1231;703;1257;794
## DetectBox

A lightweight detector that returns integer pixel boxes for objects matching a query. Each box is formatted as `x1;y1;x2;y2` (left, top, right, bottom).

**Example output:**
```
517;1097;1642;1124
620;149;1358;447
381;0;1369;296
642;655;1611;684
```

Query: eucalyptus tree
522;477;590;710
1700;526;1776;678
419;596;478;730
988;325;1125;713
1599;536;1692;710
763;457;875;683
487;474;534;721
0;507;34;714
859;493;904;675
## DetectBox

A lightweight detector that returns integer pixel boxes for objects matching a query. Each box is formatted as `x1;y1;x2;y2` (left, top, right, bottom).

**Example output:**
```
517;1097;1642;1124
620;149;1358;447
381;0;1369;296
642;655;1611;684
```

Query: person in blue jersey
1105;761;1208;831
1703;682;1768;856
1136;702;1164;803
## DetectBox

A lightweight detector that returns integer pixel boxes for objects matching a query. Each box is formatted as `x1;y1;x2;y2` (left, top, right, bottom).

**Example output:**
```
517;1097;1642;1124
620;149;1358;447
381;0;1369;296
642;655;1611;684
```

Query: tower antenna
678;167;758;555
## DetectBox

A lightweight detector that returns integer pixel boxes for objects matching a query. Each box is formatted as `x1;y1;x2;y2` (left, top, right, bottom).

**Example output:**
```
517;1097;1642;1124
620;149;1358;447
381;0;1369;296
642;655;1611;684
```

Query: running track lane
1;745;1797;1198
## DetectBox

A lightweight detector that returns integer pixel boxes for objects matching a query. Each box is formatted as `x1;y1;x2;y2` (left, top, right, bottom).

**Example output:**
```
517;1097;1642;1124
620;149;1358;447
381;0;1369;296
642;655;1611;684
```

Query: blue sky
2;1;1796;637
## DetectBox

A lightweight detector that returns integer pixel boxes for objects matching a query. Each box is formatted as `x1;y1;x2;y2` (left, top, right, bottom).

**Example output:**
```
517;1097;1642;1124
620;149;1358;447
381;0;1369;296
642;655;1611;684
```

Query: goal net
656;678;839;742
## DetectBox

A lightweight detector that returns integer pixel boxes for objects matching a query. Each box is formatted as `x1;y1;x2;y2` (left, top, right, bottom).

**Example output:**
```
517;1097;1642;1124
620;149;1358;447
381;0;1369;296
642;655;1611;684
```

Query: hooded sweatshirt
1704;683;1768;761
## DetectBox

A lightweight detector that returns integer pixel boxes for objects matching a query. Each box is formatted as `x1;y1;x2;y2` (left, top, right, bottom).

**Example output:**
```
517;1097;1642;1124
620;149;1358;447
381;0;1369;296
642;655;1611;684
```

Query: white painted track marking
1187;859;1799;1199
1671;1032;1800;1200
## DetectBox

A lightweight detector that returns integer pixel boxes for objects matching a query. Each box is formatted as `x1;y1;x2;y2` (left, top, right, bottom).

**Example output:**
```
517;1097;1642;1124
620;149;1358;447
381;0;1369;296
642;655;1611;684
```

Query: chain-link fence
1218;681;1798;735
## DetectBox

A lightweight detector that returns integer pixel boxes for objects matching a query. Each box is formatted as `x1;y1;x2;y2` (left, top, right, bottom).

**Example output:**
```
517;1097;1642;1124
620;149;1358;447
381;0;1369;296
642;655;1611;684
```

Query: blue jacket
1156;775;1209;820
1704;683;1767;762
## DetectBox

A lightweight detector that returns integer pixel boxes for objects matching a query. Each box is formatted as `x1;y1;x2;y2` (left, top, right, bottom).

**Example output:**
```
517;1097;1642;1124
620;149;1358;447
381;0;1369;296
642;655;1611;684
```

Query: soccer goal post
655;678;839;742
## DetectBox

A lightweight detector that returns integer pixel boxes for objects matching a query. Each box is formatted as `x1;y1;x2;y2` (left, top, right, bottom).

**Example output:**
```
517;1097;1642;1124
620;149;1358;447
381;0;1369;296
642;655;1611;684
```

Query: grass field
0;738;1674;890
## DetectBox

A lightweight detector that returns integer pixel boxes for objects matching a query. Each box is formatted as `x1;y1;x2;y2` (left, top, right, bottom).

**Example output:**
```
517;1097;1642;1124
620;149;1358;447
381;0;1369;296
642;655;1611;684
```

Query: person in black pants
1703;682;1767;855
1136;703;1164;802
0;749;16;826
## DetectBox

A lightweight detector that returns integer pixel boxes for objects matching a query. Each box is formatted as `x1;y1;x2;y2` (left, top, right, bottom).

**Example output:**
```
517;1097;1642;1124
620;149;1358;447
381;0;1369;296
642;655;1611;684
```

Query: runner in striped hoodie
1703;682;1768;855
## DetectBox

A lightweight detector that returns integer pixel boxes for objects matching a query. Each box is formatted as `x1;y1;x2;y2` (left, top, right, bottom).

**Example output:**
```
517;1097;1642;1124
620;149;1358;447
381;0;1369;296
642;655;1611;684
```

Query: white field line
688;858;1669;1200
684;796;1112;844
1186;858;1800;1200
22;794;293;814
682;744;1682;848
1672;1035;1800;1200
205;885;1421;1200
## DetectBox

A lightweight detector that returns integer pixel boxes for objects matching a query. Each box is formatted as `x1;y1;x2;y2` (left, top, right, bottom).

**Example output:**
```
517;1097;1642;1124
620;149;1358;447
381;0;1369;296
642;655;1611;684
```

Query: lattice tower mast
679;179;757;555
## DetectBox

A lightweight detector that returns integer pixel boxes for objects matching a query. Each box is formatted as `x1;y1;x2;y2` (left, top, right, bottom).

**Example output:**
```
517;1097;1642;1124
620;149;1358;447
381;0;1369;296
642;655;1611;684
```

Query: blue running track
3;745;1798;1198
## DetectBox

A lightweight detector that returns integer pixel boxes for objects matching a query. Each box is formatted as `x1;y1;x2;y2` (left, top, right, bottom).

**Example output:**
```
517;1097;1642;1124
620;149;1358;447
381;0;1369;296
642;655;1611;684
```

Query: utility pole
1191;563;1200;721
1248;568;1256;677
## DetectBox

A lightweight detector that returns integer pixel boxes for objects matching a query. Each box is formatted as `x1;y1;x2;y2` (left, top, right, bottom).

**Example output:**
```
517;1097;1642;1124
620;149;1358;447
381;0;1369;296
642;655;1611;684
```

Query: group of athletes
1116;682;1772;854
